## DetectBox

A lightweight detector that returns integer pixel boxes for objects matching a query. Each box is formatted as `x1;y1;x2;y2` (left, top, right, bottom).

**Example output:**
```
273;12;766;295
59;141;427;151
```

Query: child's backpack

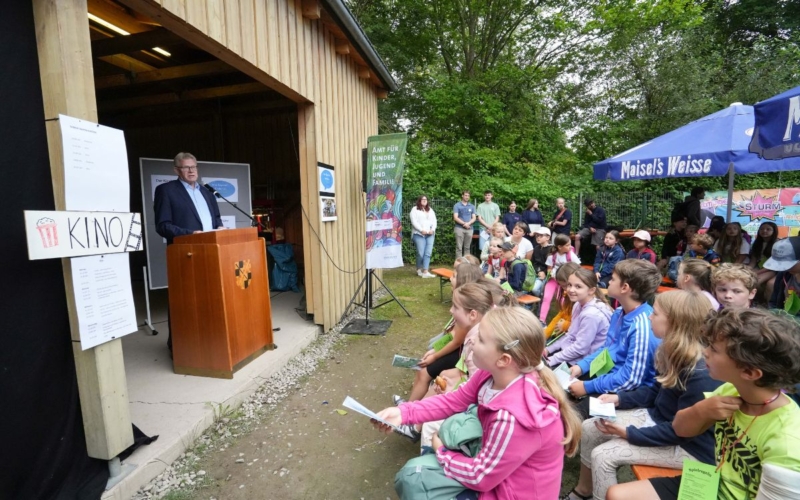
512;259;536;292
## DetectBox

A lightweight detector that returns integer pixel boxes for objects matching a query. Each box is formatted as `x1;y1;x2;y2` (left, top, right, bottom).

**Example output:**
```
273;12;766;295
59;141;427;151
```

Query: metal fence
400;192;683;265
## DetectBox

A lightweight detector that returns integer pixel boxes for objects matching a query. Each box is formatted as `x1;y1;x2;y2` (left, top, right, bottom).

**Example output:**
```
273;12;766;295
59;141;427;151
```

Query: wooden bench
631;464;682;481
430;268;454;303
517;294;541;312
662;276;676;287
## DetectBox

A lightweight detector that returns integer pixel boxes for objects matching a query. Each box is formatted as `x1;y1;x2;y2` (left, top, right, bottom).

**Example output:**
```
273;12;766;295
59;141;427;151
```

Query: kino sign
24;210;142;260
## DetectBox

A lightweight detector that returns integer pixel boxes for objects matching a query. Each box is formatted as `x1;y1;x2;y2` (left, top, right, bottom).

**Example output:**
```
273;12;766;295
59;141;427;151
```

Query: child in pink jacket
375;307;581;499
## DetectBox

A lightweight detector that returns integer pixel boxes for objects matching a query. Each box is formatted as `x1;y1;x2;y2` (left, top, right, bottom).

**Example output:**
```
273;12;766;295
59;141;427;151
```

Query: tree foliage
348;0;800;203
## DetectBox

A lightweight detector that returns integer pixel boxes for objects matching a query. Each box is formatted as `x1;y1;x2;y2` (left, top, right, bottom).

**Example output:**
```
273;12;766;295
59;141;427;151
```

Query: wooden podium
167;228;274;378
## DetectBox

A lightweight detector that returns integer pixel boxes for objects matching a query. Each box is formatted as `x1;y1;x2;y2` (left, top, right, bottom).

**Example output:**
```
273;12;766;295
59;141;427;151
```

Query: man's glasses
177;166;197;171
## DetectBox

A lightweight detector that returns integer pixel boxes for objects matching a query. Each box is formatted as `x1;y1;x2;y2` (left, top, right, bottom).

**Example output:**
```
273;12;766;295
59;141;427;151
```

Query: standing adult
502;201;522;237
575;198;607;256
154;152;224;353
410;194;437;278
475;190;501;251
521;198;545;246
549;198;572;240
453;190;476;260
683;187;705;227
657;214;688;272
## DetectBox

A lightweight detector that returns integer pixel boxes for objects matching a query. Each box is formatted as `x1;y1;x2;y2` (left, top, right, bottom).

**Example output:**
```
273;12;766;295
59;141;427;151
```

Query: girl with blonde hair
376;306;581;498
562;290;721;500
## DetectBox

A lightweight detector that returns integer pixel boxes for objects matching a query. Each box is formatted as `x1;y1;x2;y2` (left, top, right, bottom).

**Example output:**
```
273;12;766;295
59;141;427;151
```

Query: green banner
365;133;408;269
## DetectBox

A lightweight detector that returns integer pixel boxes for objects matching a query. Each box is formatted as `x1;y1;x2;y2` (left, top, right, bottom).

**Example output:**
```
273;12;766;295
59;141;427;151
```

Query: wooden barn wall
129;0;380;329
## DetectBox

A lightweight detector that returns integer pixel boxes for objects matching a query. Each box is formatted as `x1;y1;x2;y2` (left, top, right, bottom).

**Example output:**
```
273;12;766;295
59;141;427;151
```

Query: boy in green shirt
606;308;800;500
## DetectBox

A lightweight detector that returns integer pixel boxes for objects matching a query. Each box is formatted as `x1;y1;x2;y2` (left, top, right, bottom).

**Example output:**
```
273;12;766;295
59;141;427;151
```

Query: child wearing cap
500;241;527;295
531;226;552;297
765;236;800;314
626;230;657;264
686;233;721;266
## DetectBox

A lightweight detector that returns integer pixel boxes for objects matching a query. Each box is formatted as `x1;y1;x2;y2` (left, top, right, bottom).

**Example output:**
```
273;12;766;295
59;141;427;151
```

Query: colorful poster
365;133;408;269
701;188;800;238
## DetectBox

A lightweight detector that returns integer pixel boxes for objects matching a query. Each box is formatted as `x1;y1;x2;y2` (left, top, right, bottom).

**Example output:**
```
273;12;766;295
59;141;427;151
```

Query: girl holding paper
561;290;720;500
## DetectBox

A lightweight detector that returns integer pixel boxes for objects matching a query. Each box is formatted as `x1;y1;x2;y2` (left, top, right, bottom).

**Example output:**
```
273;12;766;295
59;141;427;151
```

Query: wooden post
32;0;133;460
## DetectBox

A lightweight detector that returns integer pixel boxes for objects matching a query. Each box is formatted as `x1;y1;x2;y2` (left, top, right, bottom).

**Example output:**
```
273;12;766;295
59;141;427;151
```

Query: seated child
564;290;720;500
480;222;507;263
607;308;800;500
567;260;663;419
482;237;505;278
499;241;527;295
714;222;751;264
375;307;582;499
545;268;612;366
765;236;800;313
626;230;657;264
531;227;552;296
543;262;581;340
594;230;625;288
686;233;720;266
540;234;580;322
676;258;719;310
665;225;699;281
712;263;757;309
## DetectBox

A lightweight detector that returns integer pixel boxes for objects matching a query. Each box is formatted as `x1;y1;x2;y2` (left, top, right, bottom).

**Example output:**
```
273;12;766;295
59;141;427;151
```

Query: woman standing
521;198;544;246
410;195;437;278
502;201;522;236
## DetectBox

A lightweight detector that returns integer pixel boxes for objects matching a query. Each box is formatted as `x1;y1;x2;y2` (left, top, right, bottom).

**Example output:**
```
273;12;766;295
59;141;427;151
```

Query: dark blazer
154;179;223;244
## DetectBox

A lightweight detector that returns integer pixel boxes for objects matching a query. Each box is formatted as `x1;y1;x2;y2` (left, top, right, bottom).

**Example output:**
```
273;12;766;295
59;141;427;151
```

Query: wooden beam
95;60;234;89
32;0;133;461
100;82;270;111
301;0;321;19
98;53;157;73
88;0;152;34
91;27;180;57
376;88;388;99
334;39;350;55
357;66;371;79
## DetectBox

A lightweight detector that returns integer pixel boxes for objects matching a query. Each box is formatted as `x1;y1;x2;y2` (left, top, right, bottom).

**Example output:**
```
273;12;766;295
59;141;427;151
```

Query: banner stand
141;267;159;336
341;269;411;335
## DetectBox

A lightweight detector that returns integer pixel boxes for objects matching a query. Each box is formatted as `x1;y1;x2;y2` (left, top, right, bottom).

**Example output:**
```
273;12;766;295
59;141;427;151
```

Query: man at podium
154;152;223;244
154;152;224;353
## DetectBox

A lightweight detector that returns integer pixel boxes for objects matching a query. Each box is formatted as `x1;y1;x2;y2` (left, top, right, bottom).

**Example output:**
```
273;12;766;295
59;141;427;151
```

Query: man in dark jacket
575;198;607;256
683;187;705;227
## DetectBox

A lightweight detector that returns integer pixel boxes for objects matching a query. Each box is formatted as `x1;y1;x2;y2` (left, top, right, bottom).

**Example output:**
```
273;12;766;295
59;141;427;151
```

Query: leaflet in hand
589;397;617;420
341;396;399;429
392;354;422;370
553;362;576;391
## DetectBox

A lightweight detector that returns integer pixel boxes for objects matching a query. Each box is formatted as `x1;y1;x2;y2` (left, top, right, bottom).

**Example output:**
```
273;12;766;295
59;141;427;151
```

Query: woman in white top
505;221;534;260
410;195;437;278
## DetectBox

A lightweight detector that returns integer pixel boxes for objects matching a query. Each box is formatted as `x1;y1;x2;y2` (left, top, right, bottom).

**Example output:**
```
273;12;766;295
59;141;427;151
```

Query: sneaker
392;394;407;405
394;423;421;442
416;269;423;276
421;272;436;278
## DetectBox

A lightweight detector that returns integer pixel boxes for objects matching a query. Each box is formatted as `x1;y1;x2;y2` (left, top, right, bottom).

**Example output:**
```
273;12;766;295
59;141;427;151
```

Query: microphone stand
205;184;262;231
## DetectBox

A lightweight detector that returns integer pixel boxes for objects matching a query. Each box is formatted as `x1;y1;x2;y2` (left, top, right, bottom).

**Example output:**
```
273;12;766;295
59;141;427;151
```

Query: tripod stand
341;268;411;335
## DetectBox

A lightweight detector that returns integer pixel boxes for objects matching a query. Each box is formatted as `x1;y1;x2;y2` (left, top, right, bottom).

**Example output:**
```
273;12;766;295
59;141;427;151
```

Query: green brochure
501;281;514;294
677;459;720;500
785;290;800;315
589;348;615;377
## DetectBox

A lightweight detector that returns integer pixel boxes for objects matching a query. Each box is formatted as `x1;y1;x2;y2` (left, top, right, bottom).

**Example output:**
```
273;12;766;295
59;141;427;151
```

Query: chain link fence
400;192;683;266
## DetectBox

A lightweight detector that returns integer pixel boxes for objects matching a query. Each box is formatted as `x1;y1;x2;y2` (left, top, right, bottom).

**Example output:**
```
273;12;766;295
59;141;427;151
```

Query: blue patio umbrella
750;85;800;159
594;103;800;221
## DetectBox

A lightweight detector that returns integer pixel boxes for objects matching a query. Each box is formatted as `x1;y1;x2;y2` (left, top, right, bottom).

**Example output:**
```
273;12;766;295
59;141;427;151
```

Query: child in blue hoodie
568;260;663;419
593;230;625;288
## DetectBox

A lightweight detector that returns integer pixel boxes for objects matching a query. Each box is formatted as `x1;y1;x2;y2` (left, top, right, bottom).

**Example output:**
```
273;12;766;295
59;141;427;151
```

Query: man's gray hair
174;152;197;167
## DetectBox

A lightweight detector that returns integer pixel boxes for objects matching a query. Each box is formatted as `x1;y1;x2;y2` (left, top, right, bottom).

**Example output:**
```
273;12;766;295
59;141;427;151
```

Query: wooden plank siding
124;0;381;329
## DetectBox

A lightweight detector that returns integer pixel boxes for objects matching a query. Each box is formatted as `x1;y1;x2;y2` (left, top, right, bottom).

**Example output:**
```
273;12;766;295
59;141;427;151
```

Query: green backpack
511;259;536;292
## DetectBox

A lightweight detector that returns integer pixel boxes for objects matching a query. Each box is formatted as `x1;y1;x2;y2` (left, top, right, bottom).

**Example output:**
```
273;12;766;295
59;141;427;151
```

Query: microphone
203;183;219;197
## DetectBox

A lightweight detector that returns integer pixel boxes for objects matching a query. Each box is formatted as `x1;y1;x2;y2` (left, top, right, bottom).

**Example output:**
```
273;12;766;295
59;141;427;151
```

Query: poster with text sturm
365;133;407;269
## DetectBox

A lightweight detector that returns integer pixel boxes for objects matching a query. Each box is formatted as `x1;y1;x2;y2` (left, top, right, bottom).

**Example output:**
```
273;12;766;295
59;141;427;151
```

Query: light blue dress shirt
180;179;214;231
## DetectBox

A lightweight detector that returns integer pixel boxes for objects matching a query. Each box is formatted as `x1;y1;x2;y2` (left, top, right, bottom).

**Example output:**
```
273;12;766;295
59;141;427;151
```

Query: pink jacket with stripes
399;369;566;500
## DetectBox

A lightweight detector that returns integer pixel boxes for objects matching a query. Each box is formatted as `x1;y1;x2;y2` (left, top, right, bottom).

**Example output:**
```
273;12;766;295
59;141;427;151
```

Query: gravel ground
130;268;588;500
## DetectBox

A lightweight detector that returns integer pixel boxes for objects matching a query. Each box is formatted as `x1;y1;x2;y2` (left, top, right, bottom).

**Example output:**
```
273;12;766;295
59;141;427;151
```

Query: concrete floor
102;287;320;500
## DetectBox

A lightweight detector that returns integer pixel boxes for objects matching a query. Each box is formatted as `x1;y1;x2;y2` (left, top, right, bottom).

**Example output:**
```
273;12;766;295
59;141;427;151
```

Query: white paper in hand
589;397;617;420
341;396;399;429
554;362;576;391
